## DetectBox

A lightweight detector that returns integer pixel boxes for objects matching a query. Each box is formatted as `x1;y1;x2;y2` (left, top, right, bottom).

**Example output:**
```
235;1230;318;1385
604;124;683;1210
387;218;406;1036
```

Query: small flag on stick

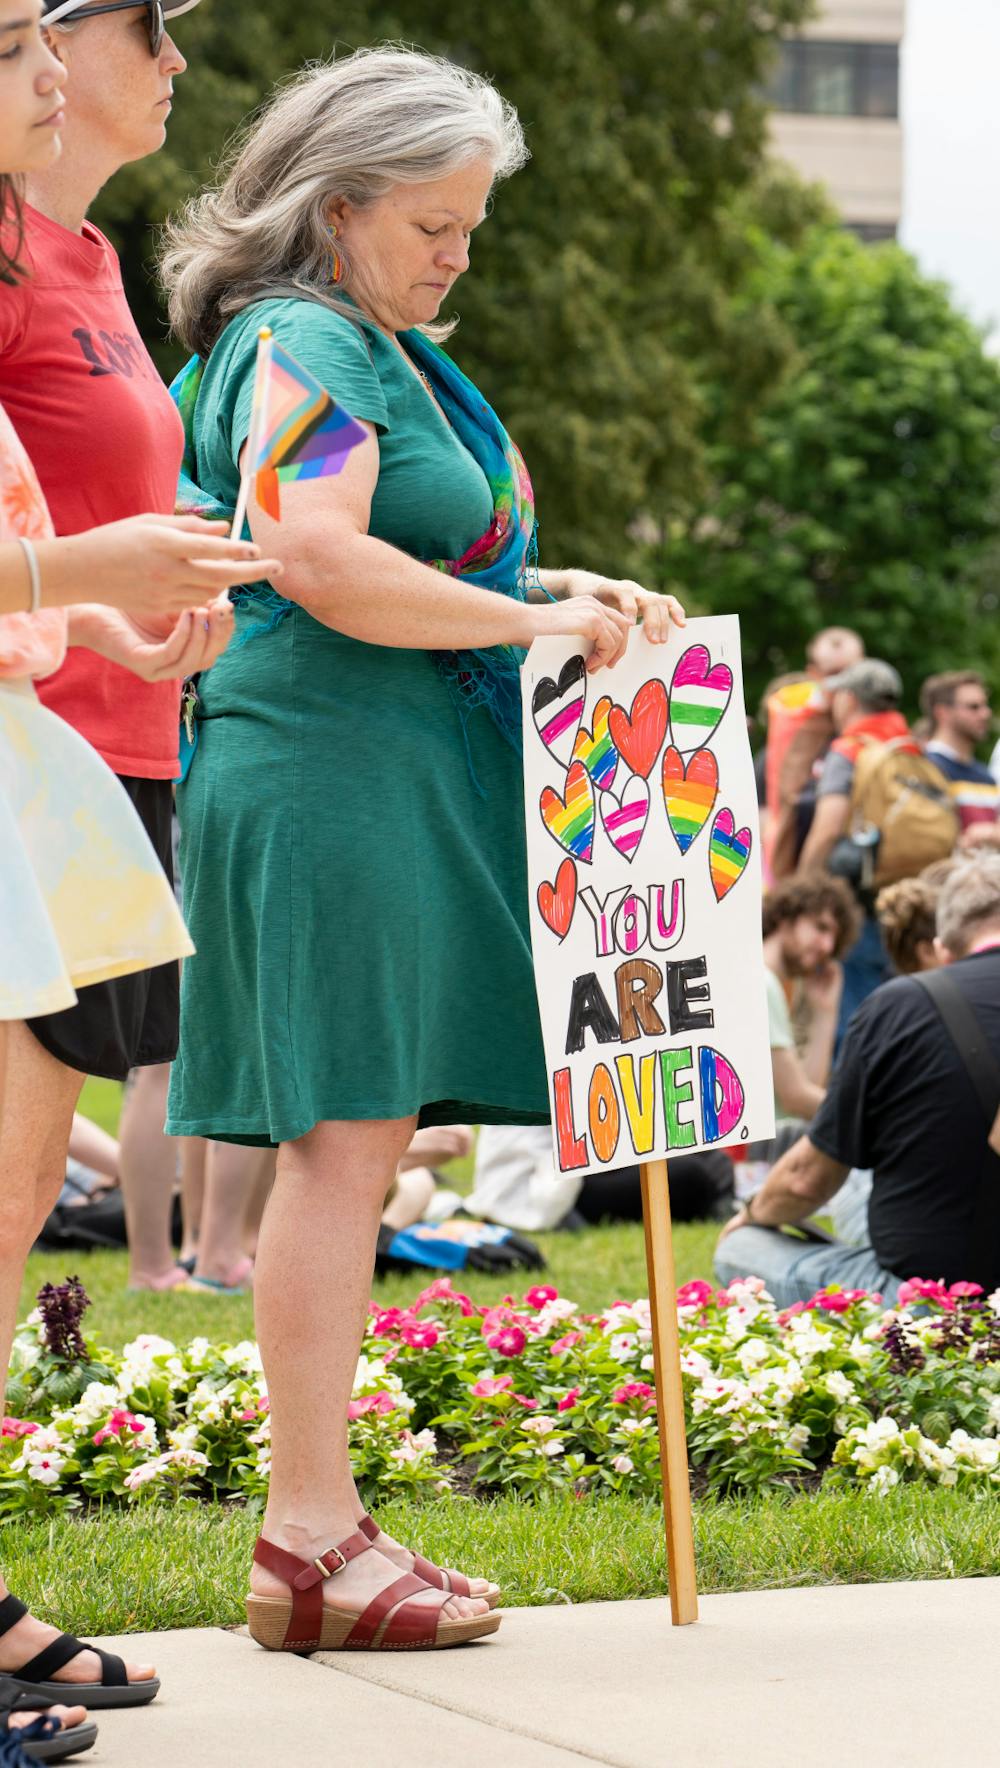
230;327;368;537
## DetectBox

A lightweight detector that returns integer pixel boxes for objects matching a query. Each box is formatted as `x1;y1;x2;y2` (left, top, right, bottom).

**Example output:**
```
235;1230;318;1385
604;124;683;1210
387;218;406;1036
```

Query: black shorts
27;775;180;1081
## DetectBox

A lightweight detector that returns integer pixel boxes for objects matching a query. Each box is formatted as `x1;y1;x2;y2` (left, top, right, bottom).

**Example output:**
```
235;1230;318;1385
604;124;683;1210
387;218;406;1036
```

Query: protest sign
522;615;774;1180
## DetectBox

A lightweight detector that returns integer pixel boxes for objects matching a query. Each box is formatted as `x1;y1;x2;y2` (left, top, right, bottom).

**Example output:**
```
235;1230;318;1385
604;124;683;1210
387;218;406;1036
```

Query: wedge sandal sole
8;1679;159;1712
245;1595;501;1653
20;1718;98;1762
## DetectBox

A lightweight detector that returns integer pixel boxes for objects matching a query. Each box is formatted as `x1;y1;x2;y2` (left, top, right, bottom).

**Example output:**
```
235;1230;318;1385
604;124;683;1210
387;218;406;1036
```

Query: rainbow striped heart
540;761;595;863
669;645;733;754
662;745;719;853
709;809;752;901
532;656;587;768
571;695;618;792
599;773;650;862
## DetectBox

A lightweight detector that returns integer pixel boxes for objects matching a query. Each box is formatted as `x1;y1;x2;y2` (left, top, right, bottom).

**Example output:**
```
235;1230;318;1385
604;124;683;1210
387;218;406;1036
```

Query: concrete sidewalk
87;1577;997;1768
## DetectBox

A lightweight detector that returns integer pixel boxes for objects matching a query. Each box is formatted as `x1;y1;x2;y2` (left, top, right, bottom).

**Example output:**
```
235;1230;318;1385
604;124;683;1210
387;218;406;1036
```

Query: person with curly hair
761;874;861;1123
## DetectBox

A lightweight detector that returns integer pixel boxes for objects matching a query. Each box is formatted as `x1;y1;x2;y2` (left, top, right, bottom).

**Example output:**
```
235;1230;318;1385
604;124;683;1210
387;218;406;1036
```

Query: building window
847;222;897;244
766;40;899;120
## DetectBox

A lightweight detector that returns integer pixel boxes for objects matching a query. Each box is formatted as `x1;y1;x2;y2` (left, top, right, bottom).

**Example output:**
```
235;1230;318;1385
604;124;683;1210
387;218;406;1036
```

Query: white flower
521;1415;558;1435
165;1449;209;1471
222;1341;264;1374
825;1371;856;1403
680;1349;713;1379
167;1424;201;1453
533;1298;579;1334
66;1382;120;1430
640;1354;655;1374
986;1288;1000;1318
540;1439;565;1457
612;1454;634;1474
26;1452;65;1486
124;1458;167;1492
786;1424;810;1453
868;1465;900;1496
19;1424;63;1454
618;1417;649;1436
736;1337;770;1373
607;1334;638;1362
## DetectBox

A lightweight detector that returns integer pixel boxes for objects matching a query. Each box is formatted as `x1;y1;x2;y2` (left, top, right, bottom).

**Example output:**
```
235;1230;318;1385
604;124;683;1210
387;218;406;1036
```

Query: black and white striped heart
531;655;587;768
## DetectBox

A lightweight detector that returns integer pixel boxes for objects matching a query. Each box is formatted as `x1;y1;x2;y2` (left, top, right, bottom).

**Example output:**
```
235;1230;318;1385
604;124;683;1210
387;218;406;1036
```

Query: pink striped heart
599;774;650;862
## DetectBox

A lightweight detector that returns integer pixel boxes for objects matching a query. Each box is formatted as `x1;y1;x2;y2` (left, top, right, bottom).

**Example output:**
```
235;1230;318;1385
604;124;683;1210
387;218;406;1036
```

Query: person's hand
529;594;633;673
801;959;844;1018
959;820;1000;853
70;597;236;683
53;514;282;626
717;1206;752;1242
402;1125;475;1168
561;571;686;644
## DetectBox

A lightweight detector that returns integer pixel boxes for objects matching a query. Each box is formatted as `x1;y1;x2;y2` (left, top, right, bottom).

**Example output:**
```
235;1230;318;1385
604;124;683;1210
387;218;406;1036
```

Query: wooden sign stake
640;1157;698;1625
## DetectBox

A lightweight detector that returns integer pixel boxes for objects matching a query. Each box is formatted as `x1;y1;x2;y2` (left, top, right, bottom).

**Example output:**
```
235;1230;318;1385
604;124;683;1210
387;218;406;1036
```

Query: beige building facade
768;0;906;239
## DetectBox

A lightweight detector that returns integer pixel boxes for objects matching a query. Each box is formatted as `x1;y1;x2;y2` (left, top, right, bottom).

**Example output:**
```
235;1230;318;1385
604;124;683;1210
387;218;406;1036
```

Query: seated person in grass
468;1124;735;1230
714;855;1000;1308
751;875;860;1154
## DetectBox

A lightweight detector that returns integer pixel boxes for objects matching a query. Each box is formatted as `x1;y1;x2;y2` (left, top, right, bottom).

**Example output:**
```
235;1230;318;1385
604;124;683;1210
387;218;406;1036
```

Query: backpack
849;735;958;887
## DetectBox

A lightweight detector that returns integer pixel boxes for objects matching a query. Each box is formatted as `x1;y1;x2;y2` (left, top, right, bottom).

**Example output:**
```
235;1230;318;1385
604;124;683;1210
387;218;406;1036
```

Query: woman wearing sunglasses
0;1;280;1755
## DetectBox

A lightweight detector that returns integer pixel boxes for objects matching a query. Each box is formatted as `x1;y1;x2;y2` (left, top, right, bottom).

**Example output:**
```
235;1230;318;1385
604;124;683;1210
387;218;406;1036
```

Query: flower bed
2;1274;998;1517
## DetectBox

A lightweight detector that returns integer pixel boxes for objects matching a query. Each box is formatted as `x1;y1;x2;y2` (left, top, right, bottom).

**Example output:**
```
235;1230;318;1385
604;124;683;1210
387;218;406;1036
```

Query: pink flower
676;1280;714;1310
806;1288;870;1314
471;1375;514;1399
557;1387;582;1412
413;1278;475;1316
611;1382;656;1410
93;1408;146;1446
486;1325;527;1358
347;1391;397;1420
948;1282;984;1299
897;1277;953;1310
480;1303;519;1337
777;1301;809;1323
369;1306;408;1336
612;1454;634;1475
1;1418;38;1439
400;1320;442;1350
549;1332;584;1356
512;1394;539;1410
525;1285;559;1308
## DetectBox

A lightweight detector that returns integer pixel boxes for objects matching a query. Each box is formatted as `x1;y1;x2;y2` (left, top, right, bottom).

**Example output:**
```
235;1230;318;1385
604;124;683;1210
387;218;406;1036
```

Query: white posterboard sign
522;616;775;1180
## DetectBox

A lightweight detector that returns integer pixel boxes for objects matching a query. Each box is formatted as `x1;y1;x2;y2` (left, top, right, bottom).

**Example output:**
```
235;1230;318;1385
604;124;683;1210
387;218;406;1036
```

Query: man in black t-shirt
715;856;1000;1307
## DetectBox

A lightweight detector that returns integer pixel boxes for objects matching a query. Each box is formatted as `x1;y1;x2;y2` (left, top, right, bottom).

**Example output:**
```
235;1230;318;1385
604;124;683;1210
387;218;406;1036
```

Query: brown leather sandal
246;1529;501;1653
357;1515;501;1608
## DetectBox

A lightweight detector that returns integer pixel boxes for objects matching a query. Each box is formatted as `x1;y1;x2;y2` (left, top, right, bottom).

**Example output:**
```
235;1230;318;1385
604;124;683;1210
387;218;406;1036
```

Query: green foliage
667;226;1000;710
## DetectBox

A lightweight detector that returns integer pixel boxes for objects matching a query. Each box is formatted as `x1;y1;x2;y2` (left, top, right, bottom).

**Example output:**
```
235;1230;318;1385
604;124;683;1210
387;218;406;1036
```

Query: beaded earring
323;223;343;286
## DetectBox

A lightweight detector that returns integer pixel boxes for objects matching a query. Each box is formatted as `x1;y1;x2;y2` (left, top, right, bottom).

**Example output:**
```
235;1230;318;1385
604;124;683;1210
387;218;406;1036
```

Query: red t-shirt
0;204;184;778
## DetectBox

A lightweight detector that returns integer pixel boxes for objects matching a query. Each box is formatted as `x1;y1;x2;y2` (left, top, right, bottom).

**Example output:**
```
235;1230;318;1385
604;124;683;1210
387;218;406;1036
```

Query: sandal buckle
317;1548;346;1577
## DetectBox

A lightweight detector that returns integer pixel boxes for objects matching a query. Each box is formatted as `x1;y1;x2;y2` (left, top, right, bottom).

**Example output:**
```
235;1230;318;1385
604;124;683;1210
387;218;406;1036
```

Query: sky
900;0;1000;344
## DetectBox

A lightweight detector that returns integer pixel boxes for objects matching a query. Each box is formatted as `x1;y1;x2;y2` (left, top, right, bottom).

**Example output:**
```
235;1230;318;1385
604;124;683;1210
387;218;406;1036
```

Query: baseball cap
824;658;903;707
42;0;201;21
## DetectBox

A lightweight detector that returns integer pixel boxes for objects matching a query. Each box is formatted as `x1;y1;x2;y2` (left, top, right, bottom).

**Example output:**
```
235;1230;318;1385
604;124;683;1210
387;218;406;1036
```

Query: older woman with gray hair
160;45;684;1655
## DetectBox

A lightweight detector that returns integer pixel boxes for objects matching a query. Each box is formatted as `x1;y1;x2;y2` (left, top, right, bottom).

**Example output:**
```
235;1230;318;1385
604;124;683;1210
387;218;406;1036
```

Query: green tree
665;226;1000;711
96;0;815;574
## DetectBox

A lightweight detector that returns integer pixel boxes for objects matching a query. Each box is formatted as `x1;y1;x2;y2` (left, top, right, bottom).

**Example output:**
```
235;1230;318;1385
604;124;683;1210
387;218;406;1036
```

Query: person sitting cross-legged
714;854;1000;1308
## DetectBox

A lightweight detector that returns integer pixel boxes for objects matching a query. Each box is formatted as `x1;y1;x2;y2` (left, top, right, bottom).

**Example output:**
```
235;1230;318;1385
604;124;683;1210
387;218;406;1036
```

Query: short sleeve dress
167;298;549;1145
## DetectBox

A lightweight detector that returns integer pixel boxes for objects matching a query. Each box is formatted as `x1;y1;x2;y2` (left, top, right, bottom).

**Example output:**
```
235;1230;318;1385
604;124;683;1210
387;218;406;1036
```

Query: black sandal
0;1675;97;1764
0;1598;158;1711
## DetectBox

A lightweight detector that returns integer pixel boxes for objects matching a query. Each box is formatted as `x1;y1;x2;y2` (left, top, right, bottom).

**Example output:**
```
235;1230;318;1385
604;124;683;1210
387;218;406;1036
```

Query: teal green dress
167;298;549;1145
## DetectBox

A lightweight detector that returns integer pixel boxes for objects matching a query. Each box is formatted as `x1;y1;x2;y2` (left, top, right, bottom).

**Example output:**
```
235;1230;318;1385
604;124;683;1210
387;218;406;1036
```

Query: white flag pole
230;326;273;541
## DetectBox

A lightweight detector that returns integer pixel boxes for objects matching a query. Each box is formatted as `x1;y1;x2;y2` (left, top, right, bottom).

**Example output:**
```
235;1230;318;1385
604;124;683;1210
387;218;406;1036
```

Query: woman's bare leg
67;1112;120;1182
192;1140;264;1284
178;1135;207;1264
118;1063;186;1289
0;1021;153;1689
242;1148;276;1259
248;1116;486;1624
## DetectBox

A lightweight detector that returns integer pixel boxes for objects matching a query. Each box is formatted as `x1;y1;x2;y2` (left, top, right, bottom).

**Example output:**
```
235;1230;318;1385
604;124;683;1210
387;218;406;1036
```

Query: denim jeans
714;1224;899;1310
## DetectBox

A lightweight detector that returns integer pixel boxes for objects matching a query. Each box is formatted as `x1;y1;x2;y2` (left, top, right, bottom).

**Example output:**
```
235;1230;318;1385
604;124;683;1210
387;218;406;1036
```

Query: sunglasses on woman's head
43;0;165;56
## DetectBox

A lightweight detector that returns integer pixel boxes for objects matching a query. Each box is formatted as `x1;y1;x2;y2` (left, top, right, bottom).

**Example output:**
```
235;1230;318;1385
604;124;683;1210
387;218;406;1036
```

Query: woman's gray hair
160;46;527;357
936;853;1000;956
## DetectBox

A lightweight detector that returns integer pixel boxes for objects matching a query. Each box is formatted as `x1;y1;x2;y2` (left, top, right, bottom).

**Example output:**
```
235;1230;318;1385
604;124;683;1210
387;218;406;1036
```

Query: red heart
536;857;577;940
608;680;668;780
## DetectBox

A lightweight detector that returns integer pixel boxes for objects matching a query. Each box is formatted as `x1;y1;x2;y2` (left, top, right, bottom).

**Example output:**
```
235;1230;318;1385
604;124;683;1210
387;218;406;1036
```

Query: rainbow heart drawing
709;808;752;901
662;745;719;853
608;679;668;779
540;761;595;863
669;645;733;754
532;656;586;767
599;773;650;862
571;695;618;793
537;857;577;941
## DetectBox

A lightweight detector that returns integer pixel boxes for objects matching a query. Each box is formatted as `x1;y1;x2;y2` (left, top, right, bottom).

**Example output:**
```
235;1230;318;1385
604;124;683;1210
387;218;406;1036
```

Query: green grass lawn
11;1079;991;1631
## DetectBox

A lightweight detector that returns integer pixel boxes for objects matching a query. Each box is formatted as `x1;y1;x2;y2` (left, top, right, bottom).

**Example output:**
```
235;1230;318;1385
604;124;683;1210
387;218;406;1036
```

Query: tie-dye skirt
0;679;193;1021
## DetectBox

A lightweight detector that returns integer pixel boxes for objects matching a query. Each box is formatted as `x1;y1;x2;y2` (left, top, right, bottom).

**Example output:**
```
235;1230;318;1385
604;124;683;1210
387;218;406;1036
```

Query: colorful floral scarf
170;322;542;760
